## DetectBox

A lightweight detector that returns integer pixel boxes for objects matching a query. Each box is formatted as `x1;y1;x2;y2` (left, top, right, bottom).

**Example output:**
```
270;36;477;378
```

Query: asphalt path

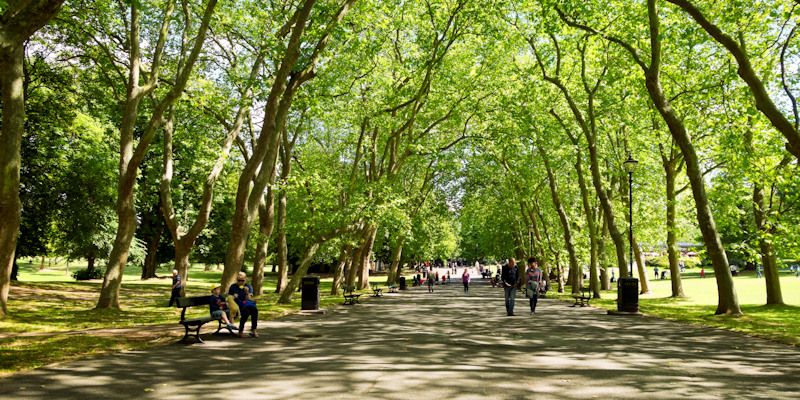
2;279;799;399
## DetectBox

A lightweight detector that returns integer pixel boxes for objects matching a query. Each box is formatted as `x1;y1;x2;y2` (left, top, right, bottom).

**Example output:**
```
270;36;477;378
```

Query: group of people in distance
169;270;259;338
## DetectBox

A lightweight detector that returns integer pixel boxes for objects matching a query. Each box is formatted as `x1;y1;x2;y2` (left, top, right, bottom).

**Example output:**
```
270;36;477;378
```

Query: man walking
168;269;182;307
502;258;520;316
526;257;543;314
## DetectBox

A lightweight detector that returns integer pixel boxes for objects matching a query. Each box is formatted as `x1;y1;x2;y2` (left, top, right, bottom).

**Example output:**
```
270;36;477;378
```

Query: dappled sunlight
2;280;799;399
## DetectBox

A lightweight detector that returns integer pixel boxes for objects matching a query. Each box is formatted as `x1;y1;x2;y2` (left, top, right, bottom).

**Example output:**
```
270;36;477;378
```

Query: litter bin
617;277;639;313
301;276;320;310
399;276;407;290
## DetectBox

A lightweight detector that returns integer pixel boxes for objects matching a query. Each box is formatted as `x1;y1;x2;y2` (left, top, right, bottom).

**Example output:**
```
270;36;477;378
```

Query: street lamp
617;153;640;314
623;153;638;278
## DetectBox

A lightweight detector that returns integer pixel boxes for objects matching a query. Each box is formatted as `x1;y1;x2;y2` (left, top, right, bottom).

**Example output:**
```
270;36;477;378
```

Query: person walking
700;267;706;278
526;257;543;314
462;269;471;294
654;266;659;279
427;273;435;293
168;269;182;307
502;258;520;316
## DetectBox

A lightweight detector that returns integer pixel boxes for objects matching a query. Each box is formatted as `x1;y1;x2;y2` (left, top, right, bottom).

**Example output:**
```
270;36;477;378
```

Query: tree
0;0;64;317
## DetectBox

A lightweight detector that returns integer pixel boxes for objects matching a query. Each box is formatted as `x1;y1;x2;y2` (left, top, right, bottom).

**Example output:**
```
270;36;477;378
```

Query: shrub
72;268;102;281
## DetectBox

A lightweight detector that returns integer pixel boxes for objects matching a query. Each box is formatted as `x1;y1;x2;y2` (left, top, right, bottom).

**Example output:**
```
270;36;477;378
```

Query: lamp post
617;153;640;313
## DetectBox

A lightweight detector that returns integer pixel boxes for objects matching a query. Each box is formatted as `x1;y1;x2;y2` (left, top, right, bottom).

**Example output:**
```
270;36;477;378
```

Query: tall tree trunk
557;0;742;314
358;225;377;290
252;189;275;296
598;209;611;290
386;238;404;285
663;153;685;297
642;0;740;315
275;187;288;293
277;242;321;304
347;237;364;289
99;0;217;309
632;235;650;294
220;0;355;291
536;144;581;294
331;247;349;295
0;0;65;318
753;185;784;305
87;254;96;274
141;221;163;280
174;240;191;297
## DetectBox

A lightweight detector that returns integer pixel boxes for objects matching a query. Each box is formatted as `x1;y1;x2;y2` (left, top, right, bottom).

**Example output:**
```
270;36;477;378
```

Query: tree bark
663;150;686;297
251;190;275;296
141;208;163;280
220;0;356;291
0;0;65;318
358;225;377;290
556;0;741;315
331;247;349;295
275;186;288;293
753;184;784;305
386;238;404;285
536;144;581;294
98;0;217;309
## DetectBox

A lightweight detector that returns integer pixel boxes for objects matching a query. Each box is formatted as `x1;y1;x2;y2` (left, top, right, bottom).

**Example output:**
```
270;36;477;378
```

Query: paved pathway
2;280;799;399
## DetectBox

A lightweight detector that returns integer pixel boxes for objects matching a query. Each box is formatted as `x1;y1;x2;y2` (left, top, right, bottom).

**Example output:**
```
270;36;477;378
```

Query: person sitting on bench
210;286;237;332
228;272;259;338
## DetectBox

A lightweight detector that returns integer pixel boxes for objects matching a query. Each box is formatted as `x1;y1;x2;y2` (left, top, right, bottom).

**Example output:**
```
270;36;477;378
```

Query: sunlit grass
2;261;404;375
556;271;800;346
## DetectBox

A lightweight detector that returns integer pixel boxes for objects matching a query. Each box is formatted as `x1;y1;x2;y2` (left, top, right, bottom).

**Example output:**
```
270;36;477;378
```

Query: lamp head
623;153;638;173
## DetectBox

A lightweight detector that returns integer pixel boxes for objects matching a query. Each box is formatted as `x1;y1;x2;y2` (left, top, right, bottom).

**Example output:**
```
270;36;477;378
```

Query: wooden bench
388;285;398;293
571;287;592;307
342;286;361;305
371;286;383;297
177;296;231;343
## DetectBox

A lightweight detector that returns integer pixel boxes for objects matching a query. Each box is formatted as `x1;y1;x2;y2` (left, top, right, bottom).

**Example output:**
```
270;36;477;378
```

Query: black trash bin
617;277;639;313
301;276;320;310
399;276;407;290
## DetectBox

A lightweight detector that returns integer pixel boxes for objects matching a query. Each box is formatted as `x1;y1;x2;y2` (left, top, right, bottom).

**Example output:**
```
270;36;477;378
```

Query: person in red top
462;269;471;294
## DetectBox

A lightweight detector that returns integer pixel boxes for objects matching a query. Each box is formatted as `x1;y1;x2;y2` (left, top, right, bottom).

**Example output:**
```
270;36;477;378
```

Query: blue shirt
209;294;225;313
228;283;254;307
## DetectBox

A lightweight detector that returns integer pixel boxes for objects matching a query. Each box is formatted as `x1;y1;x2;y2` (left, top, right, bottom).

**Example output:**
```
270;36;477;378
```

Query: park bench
177;296;232;343
342;285;361;305
388;284;398;293
571;287;592;307
372;286;383;297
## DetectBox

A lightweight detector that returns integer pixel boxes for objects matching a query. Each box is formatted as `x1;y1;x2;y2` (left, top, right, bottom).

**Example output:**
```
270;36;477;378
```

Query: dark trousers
239;305;258;332
463;282;469;293
168;287;181;307
529;293;539;313
504;286;516;315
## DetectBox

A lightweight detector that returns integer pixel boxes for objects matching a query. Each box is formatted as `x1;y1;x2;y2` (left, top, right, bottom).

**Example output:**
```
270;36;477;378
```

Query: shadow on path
2;280;799;399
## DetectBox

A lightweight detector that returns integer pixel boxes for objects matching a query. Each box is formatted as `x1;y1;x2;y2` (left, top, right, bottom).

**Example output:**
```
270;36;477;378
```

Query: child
210;286;237;332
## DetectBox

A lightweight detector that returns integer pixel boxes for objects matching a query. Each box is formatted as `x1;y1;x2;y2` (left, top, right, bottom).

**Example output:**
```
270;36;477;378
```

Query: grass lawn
554;270;800;346
0;260;401;375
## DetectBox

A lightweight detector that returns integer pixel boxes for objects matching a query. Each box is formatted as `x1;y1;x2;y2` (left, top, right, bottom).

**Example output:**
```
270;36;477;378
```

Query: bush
645;256;669;267
72;268;102;281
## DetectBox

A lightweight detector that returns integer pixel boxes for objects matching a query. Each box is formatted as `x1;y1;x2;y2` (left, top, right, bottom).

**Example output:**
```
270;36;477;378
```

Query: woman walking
526;257;543;315
462;269;471;294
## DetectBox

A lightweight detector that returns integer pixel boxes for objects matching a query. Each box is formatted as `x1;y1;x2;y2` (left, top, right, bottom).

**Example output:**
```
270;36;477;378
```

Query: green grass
555;272;800;346
1;260;402;375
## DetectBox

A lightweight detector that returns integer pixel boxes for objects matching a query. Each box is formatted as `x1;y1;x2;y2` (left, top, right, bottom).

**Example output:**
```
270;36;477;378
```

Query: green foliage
71;268;102;281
